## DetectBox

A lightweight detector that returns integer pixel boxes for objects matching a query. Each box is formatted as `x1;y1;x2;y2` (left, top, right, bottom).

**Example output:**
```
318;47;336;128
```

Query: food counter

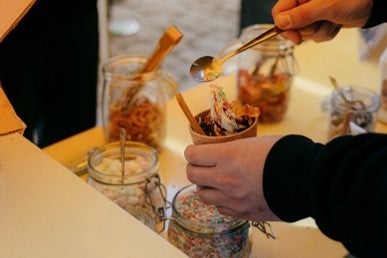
41;69;386;257
1;28;386;257
0;130;186;257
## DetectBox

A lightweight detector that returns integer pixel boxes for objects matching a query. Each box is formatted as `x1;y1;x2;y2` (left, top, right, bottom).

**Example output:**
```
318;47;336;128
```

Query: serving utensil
329;76;365;109
190;25;282;82
123;25;183;108
175;93;205;135
120;127;126;183
141;25;183;73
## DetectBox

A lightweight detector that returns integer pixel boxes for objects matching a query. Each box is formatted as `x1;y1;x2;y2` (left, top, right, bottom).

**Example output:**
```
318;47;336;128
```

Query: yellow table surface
43;69;387;257
0;132;187;258
42;28;387;257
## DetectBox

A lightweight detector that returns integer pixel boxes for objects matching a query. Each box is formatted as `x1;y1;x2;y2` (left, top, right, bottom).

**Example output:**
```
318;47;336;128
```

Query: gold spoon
190;25;282;82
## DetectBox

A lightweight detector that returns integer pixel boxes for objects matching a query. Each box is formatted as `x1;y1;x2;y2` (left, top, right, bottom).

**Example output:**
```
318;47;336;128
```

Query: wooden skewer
141;25;183;73
175;93;205;135
119;127;126;183
123;25;183;109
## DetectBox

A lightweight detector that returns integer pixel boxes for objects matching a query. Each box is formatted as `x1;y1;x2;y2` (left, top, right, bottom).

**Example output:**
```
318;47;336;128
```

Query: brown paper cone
189;109;258;145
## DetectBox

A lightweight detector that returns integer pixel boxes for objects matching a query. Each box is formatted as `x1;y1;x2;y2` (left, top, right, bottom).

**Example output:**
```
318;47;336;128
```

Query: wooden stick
141;25;183;73
123;25;183;109
175;93;205;135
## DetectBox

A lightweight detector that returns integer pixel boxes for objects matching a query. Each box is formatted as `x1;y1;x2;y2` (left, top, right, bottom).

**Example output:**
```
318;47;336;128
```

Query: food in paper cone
190;85;259;144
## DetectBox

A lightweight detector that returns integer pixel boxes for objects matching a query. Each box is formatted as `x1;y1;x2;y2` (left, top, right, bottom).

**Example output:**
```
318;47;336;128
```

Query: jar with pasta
102;54;178;150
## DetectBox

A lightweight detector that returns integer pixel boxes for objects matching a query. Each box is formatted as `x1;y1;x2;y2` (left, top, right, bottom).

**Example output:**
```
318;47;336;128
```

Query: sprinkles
168;185;251;257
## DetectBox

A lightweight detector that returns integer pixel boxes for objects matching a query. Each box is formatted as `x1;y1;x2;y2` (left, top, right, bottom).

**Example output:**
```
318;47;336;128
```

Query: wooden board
0;0;35;42
0;84;26;135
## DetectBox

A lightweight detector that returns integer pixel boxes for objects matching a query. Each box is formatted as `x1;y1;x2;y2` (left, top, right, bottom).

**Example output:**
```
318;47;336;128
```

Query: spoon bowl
190;25;282;82
190;56;222;82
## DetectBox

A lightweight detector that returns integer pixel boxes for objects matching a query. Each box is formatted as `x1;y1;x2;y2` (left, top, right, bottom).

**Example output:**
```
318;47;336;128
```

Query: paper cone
189;109;258;145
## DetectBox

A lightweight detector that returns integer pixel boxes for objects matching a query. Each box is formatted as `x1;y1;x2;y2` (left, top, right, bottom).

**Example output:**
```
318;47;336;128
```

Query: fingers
216;206;241;217
272;0;299;17
194;185;247;217
186;162;216;187
279;30;303;45
279;20;342;44
297;21;341;42
304;22;342;42
273;0;331;30
195;185;227;206
184;144;219;167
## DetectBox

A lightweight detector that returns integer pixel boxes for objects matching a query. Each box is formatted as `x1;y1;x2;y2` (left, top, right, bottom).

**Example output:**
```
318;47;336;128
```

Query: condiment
102;55;178;151
87;141;166;232
327;86;380;139
235;24;296;123
200;84;259;136
167;185;251;258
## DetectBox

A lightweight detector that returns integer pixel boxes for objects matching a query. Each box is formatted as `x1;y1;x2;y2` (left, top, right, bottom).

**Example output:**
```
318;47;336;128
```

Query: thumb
274;1;331;29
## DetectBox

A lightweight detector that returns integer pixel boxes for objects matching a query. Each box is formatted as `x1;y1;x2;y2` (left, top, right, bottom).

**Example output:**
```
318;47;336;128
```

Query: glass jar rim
103;54;162;82
171;184;247;234
331;86;380;112
87;141;159;185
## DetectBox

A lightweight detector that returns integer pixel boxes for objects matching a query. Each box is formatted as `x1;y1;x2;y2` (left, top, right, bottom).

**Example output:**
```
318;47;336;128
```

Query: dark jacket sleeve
263;133;387;258
363;0;386;28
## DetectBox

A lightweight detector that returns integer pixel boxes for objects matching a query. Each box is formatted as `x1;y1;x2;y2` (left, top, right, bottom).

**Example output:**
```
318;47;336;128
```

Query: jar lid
171;184;246;234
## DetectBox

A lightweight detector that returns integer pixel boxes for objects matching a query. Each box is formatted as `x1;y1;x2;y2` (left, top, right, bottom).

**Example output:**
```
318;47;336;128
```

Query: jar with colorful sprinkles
167;184;251;258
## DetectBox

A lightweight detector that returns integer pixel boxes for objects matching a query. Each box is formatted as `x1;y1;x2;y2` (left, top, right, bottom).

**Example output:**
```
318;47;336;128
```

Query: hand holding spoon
190;25;282;82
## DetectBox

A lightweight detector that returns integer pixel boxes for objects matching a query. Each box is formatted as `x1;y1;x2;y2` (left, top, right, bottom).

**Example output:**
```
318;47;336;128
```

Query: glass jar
102;54;178;151
87;141;166;232
236;24;297;123
327;86;380;139
167;185;251;258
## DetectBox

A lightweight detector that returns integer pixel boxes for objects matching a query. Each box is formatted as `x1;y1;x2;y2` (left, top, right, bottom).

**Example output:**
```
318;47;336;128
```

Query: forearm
263;133;387;257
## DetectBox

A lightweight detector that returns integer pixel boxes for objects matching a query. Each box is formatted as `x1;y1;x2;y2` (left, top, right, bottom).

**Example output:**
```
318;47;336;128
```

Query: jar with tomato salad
236;24;297;123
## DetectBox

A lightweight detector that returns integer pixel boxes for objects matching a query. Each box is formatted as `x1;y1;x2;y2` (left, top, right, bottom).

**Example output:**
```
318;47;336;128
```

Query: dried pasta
108;98;164;150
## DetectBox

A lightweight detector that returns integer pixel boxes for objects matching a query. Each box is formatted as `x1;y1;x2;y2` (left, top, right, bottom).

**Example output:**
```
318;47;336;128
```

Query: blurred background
100;0;385;123
105;0;275;92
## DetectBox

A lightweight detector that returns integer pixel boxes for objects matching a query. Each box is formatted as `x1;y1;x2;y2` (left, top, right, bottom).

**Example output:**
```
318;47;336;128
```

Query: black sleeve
263;133;387;257
363;0;386;28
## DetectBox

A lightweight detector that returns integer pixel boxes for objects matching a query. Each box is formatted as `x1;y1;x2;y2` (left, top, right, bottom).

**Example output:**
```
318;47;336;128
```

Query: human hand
184;136;283;222
272;0;374;44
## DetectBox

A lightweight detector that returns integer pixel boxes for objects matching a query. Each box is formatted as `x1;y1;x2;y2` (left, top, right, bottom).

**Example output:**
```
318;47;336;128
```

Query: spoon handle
221;26;282;62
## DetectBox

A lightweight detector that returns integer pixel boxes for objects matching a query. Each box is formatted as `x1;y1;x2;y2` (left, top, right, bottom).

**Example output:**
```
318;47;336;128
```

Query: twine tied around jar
251;221;276;239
